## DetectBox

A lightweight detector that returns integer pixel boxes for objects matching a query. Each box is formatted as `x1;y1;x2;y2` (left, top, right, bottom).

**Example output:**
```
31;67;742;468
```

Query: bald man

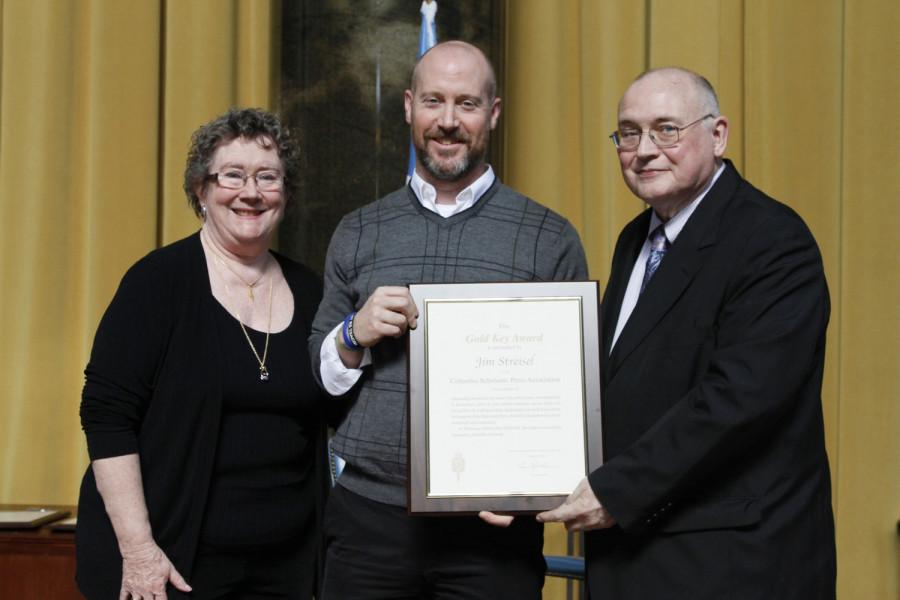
309;41;588;598
539;67;836;599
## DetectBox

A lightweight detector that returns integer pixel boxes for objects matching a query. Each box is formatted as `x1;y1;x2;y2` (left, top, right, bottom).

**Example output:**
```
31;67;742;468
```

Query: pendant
259;366;270;381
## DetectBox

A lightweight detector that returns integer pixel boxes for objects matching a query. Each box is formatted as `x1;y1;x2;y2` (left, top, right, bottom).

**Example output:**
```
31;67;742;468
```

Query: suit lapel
606;162;741;378
601;212;650;358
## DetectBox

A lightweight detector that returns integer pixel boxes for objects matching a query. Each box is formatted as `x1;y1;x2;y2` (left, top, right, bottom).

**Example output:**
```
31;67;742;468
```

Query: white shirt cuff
320;321;371;396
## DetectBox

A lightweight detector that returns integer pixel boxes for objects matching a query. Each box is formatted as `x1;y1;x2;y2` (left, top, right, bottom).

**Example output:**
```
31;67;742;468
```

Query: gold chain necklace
204;240;267;302
236;275;273;381
202;231;274;381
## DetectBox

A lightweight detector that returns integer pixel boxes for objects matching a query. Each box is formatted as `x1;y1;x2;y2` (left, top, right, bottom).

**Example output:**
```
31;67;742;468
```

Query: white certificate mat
408;281;603;514
425;297;586;496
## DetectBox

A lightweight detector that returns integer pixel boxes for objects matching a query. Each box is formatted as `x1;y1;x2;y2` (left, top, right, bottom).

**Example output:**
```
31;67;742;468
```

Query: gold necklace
202;231;274;381
236;275;274;381
204;236;268;302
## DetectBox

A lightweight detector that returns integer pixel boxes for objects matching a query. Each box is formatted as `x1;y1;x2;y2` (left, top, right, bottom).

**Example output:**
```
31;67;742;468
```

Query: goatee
418;132;488;182
421;152;472;181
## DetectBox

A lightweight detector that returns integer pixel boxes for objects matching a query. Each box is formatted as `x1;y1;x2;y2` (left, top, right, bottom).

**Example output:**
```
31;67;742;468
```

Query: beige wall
0;1;896;598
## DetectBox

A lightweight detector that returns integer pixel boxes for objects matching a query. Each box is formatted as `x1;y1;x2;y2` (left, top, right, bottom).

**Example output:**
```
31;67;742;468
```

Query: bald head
615;66;729;219
403;39;502;194
411;41;497;102
622;67;720;118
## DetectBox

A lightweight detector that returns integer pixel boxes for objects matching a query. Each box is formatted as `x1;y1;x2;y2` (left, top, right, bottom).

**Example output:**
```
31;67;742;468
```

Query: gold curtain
504;1;899;599
0;0;275;505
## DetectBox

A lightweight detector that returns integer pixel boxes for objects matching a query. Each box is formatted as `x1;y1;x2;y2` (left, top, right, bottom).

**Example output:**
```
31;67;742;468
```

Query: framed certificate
408;281;602;514
0;508;70;529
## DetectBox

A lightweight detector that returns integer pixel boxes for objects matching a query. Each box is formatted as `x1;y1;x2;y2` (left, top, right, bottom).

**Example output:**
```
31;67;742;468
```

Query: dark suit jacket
586;161;835;599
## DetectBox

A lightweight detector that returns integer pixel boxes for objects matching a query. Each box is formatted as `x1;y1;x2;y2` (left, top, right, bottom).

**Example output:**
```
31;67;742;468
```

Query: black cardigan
75;233;327;599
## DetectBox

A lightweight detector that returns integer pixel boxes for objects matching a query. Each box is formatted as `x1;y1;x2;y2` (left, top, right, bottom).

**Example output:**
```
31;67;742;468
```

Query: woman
76;108;325;599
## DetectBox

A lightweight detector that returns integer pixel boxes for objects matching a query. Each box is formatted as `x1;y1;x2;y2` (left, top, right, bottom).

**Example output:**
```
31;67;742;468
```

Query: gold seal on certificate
407;281;603;514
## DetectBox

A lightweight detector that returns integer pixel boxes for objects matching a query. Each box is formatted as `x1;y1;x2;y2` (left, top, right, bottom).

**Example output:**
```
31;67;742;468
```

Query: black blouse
200;297;319;549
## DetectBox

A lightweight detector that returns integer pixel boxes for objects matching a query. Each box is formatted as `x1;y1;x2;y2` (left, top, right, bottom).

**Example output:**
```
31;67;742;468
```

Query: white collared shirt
409;166;495;218
319;166;497;395
610;163;725;351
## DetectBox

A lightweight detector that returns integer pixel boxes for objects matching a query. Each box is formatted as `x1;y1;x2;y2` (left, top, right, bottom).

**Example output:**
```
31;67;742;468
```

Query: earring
200;204;207;219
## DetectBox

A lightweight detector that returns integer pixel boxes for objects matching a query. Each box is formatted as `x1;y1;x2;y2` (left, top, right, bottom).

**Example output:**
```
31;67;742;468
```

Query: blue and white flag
407;0;438;182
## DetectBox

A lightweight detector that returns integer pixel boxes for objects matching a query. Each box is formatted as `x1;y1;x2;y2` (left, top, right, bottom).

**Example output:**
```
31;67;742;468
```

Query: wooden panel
839;1;900;597
504;0;585;221
713;0;745;170
0;506;79;600
504;0;646;284
0;555;79;600
743;0;843;477
581;0;647;286
649;0;727;74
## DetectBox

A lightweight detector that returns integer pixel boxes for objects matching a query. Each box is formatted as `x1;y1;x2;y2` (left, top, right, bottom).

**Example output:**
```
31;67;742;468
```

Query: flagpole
407;0;438;183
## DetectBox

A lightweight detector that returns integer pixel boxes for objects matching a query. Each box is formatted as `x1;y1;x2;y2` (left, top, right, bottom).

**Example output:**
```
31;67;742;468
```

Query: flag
407;0;438;182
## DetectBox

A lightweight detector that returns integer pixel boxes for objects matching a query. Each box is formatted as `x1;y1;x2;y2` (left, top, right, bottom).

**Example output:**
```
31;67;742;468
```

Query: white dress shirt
319;166;497;395
610;163;725;351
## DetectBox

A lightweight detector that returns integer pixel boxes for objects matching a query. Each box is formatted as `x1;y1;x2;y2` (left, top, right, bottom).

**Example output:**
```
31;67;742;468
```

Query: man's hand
353;286;419;347
478;511;514;527
536;478;616;532
119;539;191;600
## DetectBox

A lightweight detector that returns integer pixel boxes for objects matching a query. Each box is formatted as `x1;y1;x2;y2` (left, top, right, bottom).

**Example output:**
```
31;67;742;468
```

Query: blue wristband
342;312;363;351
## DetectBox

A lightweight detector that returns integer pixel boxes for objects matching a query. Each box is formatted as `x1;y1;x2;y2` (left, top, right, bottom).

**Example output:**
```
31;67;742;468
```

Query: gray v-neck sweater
309;180;589;505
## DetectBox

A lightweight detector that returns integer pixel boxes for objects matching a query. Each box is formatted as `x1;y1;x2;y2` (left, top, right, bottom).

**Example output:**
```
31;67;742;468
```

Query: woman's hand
91;454;192;599
119;539;191;600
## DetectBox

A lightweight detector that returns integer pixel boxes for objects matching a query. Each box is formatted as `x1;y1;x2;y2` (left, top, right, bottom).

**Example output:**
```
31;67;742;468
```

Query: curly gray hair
183;107;300;217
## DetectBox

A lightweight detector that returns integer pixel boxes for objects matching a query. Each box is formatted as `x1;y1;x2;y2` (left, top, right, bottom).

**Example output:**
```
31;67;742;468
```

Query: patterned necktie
640;225;670;294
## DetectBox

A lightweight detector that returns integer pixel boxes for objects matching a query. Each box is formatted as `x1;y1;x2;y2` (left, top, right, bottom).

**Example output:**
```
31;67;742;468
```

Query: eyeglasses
207;169;284;191
610;114;714;151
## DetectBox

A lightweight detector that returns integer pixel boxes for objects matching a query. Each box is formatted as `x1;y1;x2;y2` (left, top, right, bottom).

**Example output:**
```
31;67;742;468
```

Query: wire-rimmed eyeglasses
610;114;714;151
207;169;284;191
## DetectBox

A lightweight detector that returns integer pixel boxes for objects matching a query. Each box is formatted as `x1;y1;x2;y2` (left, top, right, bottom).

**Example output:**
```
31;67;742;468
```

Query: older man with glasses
539;67;836;599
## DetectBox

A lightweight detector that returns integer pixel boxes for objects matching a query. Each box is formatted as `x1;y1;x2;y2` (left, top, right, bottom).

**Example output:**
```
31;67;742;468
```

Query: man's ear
712;115;729;158
489;96;501;130
404;90;414;126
